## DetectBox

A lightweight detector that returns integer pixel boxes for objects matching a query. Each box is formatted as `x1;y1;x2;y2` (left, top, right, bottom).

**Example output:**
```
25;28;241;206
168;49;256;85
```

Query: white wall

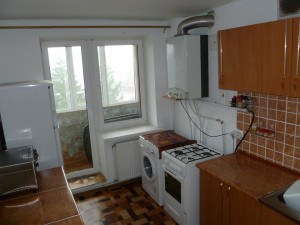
0;19;171;178
167;0;278;154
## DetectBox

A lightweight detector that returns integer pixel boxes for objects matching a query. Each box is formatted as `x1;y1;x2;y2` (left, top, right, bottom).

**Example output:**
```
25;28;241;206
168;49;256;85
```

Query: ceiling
0;0;236;21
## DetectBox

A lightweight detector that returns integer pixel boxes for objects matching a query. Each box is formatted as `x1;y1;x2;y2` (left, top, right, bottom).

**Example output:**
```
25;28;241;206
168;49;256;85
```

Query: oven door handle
162;165;185;182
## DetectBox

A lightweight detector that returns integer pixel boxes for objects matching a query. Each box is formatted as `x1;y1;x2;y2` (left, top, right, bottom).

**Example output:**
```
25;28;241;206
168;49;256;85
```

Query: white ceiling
0;0;236;21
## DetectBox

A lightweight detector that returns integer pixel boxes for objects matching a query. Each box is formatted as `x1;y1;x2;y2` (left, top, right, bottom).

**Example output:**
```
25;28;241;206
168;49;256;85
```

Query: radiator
113;139;141;182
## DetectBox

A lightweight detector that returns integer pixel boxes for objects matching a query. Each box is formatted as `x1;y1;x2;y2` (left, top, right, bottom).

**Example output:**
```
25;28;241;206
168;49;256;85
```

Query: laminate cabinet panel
200;170;223;225
261;204;298;225
218;19;294;96
200;170;261;225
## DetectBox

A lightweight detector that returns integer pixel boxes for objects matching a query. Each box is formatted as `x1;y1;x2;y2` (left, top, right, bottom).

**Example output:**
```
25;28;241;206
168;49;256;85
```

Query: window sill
99;124;162;142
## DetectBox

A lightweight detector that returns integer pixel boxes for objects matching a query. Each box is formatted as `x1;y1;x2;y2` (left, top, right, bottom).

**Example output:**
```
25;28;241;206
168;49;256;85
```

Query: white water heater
166;35;208;99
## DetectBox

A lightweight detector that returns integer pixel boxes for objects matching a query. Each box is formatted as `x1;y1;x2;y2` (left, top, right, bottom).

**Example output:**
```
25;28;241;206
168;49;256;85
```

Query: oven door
163;165;187;225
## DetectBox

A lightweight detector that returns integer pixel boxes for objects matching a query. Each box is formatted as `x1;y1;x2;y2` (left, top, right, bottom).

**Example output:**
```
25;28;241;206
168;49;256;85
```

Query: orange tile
284;145;295;156
266;139;275;150
275;132;284;143
237;122;244;131
277;111;286;122
274;152;283;164
259;108;267;118
276;122;285;133
250;134;258;144
250;143;258;154
285;124;295;136
275;141;284;153
266;149;275;161
287;97;297;102
268;99;277;109
294;147;300;158
285;134;295;146
244;114;251;124
278;96;287;101
297;114;300;125
295;137;300;147
258;118;266;128
286;113;297;124
293;158;300;171
296;126;300;137
237;112;243;122
260;94;268;98
267;109;276;120
257;146;266;158
277;100;287;111
257;136;266;147
283;155;293;168
269;95;277;100
260;98;267;107
287;101;297;113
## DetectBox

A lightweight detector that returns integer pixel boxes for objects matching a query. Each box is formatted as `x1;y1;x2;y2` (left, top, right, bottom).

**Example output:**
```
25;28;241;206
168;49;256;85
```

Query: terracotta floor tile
75;181;177;225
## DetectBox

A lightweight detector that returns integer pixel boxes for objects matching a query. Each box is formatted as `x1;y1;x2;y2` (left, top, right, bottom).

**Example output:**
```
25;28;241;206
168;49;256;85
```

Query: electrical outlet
230;130;243;140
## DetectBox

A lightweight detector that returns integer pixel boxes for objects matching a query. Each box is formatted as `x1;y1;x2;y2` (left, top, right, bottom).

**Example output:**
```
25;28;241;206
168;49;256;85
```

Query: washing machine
139;130;196;206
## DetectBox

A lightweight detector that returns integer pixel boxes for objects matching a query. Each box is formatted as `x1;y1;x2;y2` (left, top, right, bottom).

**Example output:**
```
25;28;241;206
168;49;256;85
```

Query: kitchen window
41;39;146;128
95;42;142;123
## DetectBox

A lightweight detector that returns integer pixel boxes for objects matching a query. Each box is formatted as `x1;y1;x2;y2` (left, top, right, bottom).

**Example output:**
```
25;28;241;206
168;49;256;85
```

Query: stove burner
173;150;183;155
202;152;213;157
166;143;221;164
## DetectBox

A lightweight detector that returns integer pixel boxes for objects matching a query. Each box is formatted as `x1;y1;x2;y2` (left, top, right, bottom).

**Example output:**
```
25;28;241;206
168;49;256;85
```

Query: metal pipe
176;11;215;36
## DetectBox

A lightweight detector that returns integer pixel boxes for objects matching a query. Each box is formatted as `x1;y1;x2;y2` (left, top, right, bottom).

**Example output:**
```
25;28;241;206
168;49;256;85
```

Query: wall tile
237;92;300;172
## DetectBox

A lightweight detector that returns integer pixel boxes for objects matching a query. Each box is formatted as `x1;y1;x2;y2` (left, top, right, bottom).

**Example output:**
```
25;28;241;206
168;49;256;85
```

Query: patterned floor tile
74;180;178;225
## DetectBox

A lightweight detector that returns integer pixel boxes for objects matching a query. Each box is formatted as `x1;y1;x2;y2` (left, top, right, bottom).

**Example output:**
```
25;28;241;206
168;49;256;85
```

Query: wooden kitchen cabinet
260;204;298;225
200;170;261;225
218;18;297;96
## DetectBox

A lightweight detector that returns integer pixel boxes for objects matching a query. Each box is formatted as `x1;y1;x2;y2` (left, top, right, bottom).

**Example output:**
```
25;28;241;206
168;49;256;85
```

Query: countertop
196;152;300;200
0;167;83;225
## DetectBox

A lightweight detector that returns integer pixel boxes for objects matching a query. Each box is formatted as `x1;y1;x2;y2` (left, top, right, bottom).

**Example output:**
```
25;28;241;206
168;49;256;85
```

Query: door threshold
67;173;106;190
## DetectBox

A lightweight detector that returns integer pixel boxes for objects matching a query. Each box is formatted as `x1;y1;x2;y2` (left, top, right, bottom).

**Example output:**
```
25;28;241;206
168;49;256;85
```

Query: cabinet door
291;17;300;97
229;187;261;225
200;171;223;225
260;204;298;225
218;19;293;95
218;27;255;91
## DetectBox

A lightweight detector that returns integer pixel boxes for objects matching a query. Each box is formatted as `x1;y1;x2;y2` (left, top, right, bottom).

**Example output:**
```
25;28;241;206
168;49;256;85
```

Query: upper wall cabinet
218;18;300;97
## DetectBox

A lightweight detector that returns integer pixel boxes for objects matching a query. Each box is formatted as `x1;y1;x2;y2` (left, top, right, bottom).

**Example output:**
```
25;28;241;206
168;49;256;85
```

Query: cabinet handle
220;31;223;74
283;20;288;76
228;187;231;191
220;182;223;187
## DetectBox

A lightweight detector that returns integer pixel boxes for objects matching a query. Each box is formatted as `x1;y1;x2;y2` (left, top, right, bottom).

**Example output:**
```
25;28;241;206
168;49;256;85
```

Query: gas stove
162;143;222;225
164;143;220;164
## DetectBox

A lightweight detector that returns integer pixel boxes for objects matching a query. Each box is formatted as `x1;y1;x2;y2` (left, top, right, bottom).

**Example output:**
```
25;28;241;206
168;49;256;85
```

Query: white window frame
41;42;87;113
91;39;147;130
41;38;147;131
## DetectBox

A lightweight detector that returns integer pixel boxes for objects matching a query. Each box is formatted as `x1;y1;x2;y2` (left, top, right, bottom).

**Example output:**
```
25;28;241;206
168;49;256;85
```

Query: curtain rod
0;25;170;29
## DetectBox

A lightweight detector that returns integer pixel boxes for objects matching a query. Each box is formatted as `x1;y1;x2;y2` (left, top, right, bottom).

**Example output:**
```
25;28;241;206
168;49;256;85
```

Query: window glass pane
71;47;86;108
97;44;142;123
48;47;71;111
47;46;86;112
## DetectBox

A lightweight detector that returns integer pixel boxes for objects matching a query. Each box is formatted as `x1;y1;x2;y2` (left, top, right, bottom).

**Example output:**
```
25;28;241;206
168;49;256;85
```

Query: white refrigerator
0;80;62;171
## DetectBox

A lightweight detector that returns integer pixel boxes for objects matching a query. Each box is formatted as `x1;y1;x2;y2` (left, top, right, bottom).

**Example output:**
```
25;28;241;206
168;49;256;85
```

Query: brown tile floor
74;180;178;225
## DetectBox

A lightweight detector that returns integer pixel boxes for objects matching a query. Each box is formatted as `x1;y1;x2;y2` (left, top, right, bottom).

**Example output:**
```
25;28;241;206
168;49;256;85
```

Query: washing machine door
142;152;156;182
